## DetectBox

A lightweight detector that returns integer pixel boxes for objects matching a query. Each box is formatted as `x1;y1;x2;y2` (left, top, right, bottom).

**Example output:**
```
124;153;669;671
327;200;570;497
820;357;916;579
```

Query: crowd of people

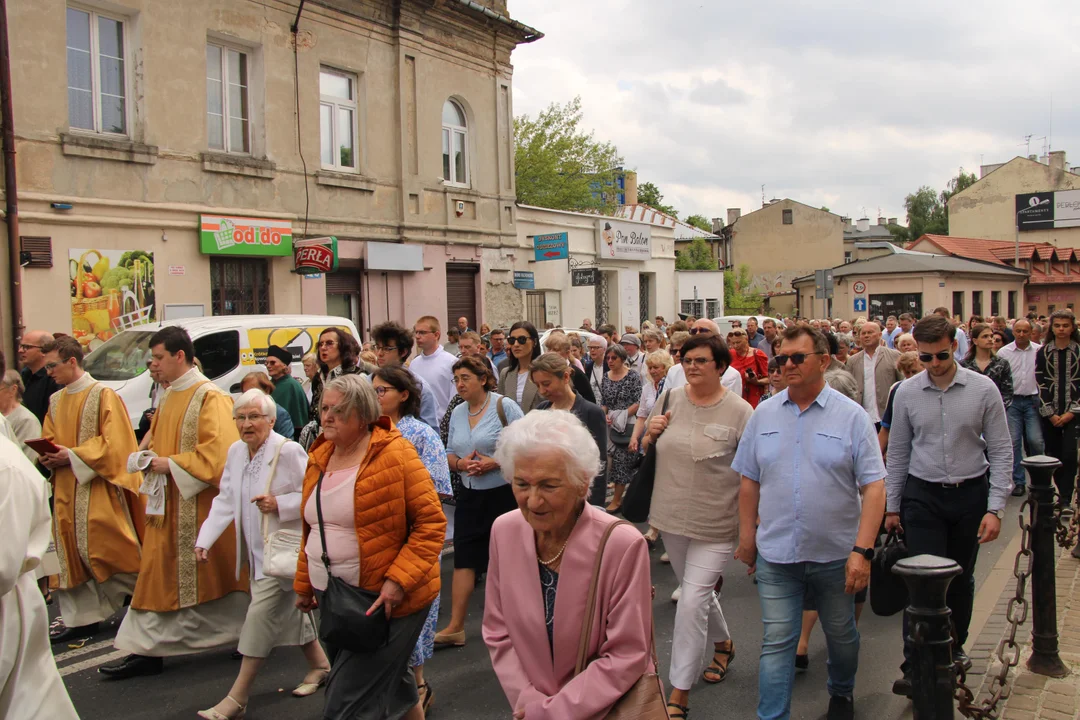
1;303;1074;720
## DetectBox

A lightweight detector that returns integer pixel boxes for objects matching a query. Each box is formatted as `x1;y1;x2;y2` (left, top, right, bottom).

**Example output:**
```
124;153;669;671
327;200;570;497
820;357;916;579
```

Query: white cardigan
195;431;307;581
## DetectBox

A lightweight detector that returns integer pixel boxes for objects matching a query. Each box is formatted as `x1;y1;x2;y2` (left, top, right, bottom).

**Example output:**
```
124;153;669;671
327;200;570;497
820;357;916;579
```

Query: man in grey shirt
884;315;1012;697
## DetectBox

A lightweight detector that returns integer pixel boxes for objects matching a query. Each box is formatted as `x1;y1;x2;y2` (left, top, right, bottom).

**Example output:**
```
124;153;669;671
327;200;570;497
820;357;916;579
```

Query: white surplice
0;435;80;720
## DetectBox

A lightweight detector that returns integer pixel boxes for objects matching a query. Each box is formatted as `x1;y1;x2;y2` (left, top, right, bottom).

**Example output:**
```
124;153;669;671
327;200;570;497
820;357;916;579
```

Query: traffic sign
852;281;866;294
854;297;867;312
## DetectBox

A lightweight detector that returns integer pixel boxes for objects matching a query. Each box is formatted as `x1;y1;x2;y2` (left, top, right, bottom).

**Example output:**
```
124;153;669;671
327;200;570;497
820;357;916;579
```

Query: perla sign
597;219;651;261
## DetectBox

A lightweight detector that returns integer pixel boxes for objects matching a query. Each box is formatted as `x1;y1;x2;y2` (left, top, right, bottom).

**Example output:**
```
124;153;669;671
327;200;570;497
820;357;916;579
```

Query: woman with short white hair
195;389;330;720
483;410;654;718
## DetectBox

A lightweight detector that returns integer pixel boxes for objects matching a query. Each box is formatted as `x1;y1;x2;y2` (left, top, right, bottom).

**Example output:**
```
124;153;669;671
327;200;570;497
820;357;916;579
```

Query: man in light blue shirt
734;325;886;720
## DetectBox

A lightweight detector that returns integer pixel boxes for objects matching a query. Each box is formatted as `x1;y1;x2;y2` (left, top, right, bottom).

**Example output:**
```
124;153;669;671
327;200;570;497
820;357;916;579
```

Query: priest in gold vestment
103;326;248;680
39;337;143;644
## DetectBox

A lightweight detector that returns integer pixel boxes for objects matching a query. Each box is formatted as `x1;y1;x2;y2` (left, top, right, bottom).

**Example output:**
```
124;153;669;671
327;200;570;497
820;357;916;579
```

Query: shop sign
1016;189;1080;231
513;271;535;289
597;220;651;260
534;232;569;262
293;236;339;275
571;268;598;286
199;215;294;256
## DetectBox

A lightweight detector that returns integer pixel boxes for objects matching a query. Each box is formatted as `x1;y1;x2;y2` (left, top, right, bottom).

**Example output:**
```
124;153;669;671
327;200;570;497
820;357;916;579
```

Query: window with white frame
66;6;127;135
319;69;358;171
206;43;250;154
441;99;468;186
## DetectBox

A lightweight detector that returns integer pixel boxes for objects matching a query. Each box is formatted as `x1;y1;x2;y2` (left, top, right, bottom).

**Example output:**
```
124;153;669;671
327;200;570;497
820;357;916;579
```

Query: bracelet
885;511;900;517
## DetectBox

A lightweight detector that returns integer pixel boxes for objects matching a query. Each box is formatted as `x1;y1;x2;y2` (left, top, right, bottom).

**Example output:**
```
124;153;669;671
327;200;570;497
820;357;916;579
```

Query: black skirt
453;483;517;573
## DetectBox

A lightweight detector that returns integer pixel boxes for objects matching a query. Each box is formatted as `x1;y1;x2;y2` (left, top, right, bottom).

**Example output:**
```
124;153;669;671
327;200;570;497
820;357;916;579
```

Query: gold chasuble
42;373;142;599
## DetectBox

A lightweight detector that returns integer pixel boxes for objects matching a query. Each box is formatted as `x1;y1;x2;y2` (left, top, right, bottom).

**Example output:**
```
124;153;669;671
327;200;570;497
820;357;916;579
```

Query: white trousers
664;533;733;690
56;573;137;628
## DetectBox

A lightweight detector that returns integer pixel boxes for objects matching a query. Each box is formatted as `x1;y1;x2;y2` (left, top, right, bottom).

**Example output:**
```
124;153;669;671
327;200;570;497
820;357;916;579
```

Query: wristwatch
990;509;1005;520
852;545;874;560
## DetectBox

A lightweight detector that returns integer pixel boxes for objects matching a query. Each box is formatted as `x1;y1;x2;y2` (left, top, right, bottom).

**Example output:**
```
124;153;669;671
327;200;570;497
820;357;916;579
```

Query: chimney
856;217;870;232
711;217;723;233
1049;151;1066;176
888;217;897;226
624;170;638;206
877;217;887;226
727;208;742;225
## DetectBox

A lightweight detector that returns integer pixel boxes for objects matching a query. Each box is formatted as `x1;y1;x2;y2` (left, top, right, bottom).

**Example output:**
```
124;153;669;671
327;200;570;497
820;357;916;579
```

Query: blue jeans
1007;395;1044;488
755;556;859;720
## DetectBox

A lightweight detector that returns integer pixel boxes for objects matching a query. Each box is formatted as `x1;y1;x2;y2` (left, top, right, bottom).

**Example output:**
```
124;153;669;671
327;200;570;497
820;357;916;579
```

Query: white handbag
260;441;303;580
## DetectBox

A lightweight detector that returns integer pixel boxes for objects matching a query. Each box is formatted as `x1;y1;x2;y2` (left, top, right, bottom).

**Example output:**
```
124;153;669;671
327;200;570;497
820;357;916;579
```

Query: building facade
0;0;539;356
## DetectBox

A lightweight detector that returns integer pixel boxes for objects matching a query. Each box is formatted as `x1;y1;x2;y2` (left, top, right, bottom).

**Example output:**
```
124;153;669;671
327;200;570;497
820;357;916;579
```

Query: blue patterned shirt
397;415;452;496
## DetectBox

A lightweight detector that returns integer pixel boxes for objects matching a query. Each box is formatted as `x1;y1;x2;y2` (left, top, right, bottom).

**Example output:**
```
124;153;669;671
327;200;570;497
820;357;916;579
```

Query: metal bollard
1022;455;1069;677
894;554;961;719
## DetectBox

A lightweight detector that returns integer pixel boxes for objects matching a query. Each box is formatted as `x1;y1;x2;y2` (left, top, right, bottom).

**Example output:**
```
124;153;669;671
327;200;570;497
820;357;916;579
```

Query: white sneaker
671;586;681;603
660;552;670;564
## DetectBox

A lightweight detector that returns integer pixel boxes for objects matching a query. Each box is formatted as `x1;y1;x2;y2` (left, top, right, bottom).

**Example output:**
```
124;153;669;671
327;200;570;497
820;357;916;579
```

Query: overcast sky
506;0;1079;226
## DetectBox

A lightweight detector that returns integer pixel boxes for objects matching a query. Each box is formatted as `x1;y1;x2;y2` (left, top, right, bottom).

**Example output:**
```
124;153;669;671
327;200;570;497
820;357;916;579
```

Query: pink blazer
483;503;654;719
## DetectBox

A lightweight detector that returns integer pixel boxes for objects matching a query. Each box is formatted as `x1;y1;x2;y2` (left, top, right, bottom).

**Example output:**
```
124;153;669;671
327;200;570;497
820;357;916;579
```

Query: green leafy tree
676;237;717;270
683;214;712;232
724;264;763;312
514;96;624;213
820;205;831;213
637;181;678;218
901;170;979;240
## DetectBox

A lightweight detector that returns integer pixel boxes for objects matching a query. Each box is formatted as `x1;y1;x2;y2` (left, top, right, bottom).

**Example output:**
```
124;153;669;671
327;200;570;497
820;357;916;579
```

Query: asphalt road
56;495;1027;720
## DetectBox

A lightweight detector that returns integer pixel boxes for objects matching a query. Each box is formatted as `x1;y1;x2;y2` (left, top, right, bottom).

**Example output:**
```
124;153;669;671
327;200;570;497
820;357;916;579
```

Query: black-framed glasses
918;350;953;362
680;356;715;367
688;328;711;335
774;352;824;367
506;336;532;345
18;343;42;351
375;344;399;353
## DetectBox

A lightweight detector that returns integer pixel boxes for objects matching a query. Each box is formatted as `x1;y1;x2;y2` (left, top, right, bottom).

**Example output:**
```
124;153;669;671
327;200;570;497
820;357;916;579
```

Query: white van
82;315;359;425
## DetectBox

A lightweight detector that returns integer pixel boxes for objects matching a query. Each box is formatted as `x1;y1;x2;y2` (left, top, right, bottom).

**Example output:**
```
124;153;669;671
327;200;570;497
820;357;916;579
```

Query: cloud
506;0;1080;223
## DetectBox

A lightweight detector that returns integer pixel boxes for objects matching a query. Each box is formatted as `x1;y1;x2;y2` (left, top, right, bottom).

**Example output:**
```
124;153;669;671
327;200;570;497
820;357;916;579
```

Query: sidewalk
966;546;1080;720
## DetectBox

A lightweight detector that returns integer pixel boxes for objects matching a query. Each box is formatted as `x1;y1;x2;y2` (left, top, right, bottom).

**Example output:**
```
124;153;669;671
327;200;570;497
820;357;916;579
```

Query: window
706;299;721;318
782;209;793;225
1008;291;1017;318
972;290;983;318
320;69;357;171
441;99;468;186
206;43;250;153
991;291;1001;317
952;290;964;320
1048;304;1056;313
844;251;853;263
66;6;127;134
193;331;240;380
210;257;269;315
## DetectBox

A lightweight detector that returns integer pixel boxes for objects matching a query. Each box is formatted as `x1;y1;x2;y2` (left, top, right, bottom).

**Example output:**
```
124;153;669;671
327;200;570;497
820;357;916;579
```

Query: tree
820;205;831;213
724;264;763;312
676;237;717;270
514;96;624;213
900;169;979;241
683;214;712;232
637;181;678;218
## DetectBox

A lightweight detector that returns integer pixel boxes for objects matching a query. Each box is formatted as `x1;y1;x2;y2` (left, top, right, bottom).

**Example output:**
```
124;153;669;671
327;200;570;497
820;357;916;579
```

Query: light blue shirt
885;326;901;349
954;327;969;362
731;384;886;564
447;392;524;490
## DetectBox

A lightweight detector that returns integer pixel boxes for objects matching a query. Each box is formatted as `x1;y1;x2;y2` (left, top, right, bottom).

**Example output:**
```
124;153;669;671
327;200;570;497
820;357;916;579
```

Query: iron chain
954;496;1035;718
1052;494;1079;550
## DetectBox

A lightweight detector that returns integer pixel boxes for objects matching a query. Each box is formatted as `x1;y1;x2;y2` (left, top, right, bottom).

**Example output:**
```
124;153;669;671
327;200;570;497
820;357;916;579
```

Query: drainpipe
0;0;24;350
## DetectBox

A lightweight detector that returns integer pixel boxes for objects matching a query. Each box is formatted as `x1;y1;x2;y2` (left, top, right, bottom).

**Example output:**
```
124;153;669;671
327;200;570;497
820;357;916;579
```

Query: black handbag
621;390;671;523
314;470;390;652
870;529;910;617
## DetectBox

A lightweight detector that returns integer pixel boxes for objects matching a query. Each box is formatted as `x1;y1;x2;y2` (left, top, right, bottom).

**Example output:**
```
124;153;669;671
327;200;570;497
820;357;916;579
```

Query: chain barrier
1052;495;1079;550
954;496;1035;718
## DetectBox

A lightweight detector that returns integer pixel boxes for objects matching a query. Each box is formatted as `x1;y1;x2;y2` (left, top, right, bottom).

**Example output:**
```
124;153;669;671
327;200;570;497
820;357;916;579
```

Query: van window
82;330;155;381
193;331;240;380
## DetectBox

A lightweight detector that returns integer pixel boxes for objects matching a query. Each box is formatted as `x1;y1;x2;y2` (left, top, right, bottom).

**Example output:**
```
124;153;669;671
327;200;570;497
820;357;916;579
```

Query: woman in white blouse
195;389;330;720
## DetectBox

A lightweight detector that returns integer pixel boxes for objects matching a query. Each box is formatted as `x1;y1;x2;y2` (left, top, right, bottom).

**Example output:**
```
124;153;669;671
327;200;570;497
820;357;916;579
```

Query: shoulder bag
261;440;302;579
621;391;671;524
313;469;390;652
870;529;910;617
575;520;669;719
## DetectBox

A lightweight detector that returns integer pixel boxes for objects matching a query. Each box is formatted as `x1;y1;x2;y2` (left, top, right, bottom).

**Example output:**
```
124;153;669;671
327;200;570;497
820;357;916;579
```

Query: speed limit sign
852;281;866;294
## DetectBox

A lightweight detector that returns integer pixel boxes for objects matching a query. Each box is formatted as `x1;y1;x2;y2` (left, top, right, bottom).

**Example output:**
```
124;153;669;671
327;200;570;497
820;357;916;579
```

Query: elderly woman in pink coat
483;409;654;719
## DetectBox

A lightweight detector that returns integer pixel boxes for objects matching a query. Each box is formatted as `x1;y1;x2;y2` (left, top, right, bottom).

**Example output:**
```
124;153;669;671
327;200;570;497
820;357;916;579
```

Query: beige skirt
238;576;317;658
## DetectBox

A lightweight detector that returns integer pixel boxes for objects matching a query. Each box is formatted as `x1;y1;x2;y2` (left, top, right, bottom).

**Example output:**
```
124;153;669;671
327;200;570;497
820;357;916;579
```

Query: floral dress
602;372;642;486
397;414;452;667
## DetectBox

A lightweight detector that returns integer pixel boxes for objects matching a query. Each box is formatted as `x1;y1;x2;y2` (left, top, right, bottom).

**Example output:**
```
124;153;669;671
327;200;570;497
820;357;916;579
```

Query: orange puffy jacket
294;417;446;618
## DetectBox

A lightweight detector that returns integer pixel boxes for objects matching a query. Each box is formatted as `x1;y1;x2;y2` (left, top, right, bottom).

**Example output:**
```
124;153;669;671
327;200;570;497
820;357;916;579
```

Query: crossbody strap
259;439;287;543
574;520;631;676
496;396;507;427
314;470;333;573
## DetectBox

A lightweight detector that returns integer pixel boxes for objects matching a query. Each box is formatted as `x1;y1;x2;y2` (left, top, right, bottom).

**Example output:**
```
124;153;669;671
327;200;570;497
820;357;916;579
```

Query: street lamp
1016;198;1051;265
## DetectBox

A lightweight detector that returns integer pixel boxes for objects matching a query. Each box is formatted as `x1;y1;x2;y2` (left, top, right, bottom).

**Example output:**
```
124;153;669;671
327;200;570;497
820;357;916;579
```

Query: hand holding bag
870;529;909;617
574;520;669;719
621;391;671;524
261;440;303;580
313;469;390;653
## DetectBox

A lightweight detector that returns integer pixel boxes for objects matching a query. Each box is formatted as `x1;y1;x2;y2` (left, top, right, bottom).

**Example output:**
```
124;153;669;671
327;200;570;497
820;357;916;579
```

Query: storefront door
446;263;478;330
210;257;270;315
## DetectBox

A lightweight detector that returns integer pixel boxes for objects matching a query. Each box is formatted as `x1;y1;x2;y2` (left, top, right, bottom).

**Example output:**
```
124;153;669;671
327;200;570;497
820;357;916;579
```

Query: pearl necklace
468;394;491;417
538;537;571;568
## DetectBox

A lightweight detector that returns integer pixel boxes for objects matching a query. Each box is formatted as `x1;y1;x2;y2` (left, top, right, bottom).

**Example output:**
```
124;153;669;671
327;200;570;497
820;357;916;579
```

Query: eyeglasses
318;340;338;348
774;352;824;367
44;361;61;371
680;356;715;367
375;345;399;353
918;350;953;362
235;413;266;423
688;328;711;335
18;343;42;351
413;329;432;336
506;336;531;345
373;386;391;397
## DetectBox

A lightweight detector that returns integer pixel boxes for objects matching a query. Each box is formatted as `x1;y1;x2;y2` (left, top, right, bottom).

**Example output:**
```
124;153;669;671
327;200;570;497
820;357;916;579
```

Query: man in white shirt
845;321;902;428
664;318;742;396
409;315;458;418
996;319;1044;496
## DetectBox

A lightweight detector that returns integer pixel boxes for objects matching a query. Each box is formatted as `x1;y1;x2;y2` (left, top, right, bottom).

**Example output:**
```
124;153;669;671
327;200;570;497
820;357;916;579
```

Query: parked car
538;327;603;352
710;315;785;337
82;315;359;425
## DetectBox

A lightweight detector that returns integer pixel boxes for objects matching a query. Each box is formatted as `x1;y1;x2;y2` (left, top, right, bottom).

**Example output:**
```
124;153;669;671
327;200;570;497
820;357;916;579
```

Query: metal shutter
446;264;478;330
325;269;362;294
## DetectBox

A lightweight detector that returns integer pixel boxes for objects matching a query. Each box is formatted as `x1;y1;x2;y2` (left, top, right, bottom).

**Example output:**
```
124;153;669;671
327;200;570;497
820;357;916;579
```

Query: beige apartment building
0;0;539;356
727;199;844;314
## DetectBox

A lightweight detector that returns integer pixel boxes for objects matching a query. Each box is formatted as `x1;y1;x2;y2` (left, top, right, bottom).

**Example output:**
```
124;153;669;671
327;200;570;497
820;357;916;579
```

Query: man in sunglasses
18;330;59;424
663;319;742;396
884;314;1012;697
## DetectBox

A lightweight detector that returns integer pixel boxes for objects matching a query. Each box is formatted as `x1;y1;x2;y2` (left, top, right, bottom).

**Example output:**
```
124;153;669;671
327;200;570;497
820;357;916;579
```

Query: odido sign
199;215;294;256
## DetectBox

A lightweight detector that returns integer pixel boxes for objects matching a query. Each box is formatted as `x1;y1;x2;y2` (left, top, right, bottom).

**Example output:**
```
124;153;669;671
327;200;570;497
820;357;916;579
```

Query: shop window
67;5;128;135
441;99;468;187
320;68;358;171
782;209;793;225
193;331;240;380
207;42;251;153
1048;304;1056;313
210;257;270;316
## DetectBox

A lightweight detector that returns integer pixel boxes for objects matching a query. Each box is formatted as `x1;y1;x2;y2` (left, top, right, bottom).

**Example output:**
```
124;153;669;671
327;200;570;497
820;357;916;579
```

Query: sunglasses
774;352;824;367
506;336;532;345
729;331;747;337
318;340;338;348
918;350;953;362
688;328;711;335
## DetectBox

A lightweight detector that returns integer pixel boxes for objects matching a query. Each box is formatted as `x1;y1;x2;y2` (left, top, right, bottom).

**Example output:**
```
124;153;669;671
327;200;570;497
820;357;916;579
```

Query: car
538;327;603;353
711;315;785;337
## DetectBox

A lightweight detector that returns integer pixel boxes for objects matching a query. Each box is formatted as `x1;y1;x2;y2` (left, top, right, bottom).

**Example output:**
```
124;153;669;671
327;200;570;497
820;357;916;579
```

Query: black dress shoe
891;676;912;697
50;622;100;644
953;647;972;671
1011;484;1027;497
795;653;809;670
827;695;854;720
98;654;163;680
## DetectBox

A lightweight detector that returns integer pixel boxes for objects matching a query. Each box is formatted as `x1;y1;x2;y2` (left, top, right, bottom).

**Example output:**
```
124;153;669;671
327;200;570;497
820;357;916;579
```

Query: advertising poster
69;248;156;351
597;219;652;260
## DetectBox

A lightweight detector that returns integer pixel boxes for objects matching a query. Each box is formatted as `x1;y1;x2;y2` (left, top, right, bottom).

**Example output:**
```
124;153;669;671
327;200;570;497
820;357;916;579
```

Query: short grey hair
494;409;601;491
1;369;25;398
234;388;277;423
323;374;380;426
606;343;628;362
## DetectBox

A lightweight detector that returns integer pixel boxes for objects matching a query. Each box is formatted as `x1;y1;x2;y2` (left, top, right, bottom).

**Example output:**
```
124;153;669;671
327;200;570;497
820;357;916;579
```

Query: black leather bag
314;471;390;652
621;391;670;523
870;529;910;617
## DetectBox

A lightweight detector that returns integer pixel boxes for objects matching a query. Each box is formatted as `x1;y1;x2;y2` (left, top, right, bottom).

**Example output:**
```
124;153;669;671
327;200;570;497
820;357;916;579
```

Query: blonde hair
529;352;570;380
897;351;922;376
641;328;666;348
415;315;440;334
324;374;381;427
644;349;674;371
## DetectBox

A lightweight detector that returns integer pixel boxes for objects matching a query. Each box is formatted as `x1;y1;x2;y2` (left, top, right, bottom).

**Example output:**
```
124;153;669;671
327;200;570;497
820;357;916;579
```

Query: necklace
538;537;571;567
468;393;491;417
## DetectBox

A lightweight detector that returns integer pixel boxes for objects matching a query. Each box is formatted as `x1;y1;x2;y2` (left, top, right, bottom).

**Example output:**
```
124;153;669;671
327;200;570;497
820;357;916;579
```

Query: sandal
197;695;246;720
667;702;690;719
702;642;735;684
418;682;434;714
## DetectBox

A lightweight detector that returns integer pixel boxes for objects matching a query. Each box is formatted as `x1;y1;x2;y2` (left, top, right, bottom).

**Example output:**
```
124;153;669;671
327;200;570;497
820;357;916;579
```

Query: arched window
442;99;468;186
